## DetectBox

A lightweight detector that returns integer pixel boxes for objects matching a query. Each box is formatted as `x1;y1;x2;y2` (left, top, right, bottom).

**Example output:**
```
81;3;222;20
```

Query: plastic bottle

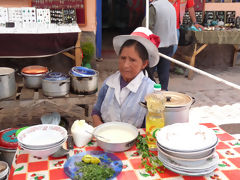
145;84;165;150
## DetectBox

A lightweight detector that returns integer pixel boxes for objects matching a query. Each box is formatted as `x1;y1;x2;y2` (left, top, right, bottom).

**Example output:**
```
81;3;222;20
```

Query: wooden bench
0;83;97;122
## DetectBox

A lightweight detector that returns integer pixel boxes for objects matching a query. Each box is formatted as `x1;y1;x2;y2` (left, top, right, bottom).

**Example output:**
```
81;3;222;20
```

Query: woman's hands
92;114;103;127
194;23;204;31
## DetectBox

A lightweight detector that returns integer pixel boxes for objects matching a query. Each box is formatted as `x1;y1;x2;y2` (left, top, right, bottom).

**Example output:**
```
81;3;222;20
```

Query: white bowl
93;122;138;152
0;161;9;179
156;123;218;152
19;137;67;150
157;146;216;167
22;143;64;158
17;124;67;147
157;139;218;159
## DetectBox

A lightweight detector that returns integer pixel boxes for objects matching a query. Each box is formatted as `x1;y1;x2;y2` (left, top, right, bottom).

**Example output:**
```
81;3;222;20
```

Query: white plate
157;140;218;159
163;162;218;176
157;145;216;167
156;123;218;152
19;137;67;150
23;143;63;158
158;150;219;171
17;124;67;147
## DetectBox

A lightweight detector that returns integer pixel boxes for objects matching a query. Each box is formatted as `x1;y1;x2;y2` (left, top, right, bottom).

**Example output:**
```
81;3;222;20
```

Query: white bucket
0;161;9;180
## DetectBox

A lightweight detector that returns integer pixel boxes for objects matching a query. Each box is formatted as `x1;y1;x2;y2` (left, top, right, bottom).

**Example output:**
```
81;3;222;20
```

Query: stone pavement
169;66;240;138
0;53;240;137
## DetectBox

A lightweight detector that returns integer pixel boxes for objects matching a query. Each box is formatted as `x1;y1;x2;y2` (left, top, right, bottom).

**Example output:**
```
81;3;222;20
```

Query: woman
92;27;160;128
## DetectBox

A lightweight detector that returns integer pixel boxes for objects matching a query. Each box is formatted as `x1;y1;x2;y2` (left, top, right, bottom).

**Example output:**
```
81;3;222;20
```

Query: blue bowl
70;66;96;77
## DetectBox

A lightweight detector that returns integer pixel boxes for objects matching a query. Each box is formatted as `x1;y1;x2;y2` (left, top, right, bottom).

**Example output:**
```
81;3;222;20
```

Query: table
179;30;240;79
0;25;83;66
9;123;240;180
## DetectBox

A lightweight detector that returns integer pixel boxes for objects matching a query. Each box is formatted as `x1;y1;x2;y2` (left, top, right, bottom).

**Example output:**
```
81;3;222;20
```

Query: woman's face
119;45;148;83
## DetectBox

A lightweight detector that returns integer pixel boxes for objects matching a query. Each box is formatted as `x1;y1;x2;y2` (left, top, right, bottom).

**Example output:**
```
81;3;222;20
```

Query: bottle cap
154;84;161;89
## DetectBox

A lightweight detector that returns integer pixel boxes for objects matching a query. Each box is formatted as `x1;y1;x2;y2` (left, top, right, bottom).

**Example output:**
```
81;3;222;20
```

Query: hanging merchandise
31;0;85;25
235;16;240;29
36;8;51;24
0;8;8;25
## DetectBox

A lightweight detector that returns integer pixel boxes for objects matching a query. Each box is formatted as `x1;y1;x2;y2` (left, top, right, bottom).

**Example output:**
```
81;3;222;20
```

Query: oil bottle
145;84;165;150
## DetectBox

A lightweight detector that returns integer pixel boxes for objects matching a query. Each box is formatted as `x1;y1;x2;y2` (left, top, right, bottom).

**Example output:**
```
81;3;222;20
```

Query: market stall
0;3;84;66
0;27;82;66
177;1;240;79
8;123;240;180
179;30;240;79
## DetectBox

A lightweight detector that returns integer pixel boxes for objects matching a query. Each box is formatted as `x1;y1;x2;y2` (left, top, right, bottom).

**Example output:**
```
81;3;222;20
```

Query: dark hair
119;39;148;62
119;39;155;82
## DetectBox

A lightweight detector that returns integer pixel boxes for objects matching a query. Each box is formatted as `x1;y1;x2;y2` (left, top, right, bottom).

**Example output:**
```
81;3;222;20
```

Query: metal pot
140;91;194;125
0;128;19;167
21;72;47;89
21;65;49;89
0;148;16;167
69;67;98;95
42;72;70;97
0;67;16;100
162;91;195;125
93;122;138;152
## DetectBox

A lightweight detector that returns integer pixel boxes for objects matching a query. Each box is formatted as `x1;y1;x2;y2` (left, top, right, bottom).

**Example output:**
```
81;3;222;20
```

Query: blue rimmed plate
43;72;69;81
64;151;123;179
70;66;96;77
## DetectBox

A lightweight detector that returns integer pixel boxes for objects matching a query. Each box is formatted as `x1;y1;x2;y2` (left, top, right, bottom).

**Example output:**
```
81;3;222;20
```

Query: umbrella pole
158;52;240;90
146;0;149;29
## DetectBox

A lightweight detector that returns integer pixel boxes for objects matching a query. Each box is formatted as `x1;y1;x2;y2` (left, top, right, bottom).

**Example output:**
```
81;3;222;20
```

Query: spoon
51;146;69;158
85;130;110;142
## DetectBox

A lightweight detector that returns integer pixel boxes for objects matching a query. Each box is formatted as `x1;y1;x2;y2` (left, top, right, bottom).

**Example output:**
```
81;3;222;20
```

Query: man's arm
142;5;156;32
188;6;204;30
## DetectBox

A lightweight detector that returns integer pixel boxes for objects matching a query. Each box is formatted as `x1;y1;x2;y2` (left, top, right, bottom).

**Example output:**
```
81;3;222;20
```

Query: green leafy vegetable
74;161;115;180
136;135;164;175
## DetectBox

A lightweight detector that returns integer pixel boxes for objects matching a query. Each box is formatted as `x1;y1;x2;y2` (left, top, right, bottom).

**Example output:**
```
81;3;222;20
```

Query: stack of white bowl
156;123;219;176
17;124;67;158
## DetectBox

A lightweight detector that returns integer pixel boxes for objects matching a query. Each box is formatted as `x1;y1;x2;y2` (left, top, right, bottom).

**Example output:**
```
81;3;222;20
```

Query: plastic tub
0;161;9;180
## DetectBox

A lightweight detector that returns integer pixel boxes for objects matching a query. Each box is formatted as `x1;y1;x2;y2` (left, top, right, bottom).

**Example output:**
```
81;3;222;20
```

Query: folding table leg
75;32;82;66
188;43;208;80
233;45;240;67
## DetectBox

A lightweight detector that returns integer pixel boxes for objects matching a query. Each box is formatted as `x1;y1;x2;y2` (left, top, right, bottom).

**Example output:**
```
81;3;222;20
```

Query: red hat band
131;31;160;48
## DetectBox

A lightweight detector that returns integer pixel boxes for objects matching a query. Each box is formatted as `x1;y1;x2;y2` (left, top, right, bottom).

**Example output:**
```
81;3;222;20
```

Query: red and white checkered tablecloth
9;123;240;180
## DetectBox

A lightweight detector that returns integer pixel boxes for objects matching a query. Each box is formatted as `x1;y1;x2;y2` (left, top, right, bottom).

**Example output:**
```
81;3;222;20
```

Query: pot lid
70;66;96;77
0;128;19;150
0;67;15;75
43;72;69;81
162;91;193;108
21;65;48;74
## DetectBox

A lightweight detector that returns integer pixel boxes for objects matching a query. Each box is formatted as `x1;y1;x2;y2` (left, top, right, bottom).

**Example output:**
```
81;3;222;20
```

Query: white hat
113;27;160;67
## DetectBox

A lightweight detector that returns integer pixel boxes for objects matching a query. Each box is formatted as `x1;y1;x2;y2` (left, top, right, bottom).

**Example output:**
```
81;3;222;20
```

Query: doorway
101;0;146;58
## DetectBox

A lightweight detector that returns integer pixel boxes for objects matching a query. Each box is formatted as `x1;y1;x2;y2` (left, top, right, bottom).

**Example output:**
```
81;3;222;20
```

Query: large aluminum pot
42;72;70;97
93;122;138;152
0;67;16;100
162;91;195;125
69;67;98;95
21;65;49;89
141;91;194;125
